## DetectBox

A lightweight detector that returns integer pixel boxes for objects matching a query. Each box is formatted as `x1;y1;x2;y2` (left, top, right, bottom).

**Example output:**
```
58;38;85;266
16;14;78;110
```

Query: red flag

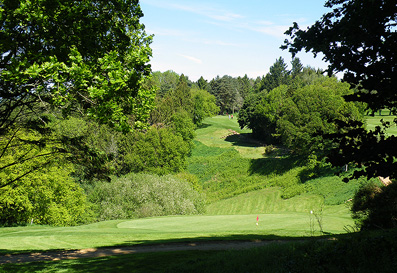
256;215;259;222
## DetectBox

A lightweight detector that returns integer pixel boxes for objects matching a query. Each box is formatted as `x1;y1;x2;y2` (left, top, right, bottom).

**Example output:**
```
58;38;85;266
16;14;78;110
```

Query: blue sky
140;0;330;81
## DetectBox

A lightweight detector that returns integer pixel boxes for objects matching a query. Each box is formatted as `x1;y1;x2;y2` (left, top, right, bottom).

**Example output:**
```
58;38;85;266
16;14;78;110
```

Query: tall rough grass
188;141;308;202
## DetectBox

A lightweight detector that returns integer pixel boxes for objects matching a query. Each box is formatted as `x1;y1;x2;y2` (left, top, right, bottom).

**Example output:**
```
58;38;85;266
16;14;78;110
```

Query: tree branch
0;159;54;189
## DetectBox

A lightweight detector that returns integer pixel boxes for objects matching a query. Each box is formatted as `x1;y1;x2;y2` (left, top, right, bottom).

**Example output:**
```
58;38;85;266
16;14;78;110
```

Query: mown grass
365;113;397;136
0;209;354;254
194;115;267;158
2;229;396;272
206;188;325;215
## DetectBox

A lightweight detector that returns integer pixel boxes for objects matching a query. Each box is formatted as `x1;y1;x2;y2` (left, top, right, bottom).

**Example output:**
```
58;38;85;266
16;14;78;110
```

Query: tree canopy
238;74;363;157
282;0;397;180
282;0;396;111
0;0;154;134
0;0;155;188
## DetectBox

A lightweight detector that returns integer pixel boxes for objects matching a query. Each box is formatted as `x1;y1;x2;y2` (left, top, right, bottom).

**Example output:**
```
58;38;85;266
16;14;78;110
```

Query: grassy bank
188;115;368;205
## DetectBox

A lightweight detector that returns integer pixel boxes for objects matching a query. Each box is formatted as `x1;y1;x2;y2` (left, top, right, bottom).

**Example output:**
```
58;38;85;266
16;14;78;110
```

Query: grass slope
194;115;267;158
189;115;362;206
206;188;324;215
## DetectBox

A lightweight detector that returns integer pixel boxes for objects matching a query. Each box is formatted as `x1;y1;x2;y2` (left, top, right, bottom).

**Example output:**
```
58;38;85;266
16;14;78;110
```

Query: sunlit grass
366;114;397;136
205;188;325;215
195;115;267;158
0;211;354;253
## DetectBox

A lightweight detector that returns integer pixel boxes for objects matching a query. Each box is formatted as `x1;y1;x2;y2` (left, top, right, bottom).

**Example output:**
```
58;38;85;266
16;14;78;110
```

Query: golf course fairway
0;211;353;252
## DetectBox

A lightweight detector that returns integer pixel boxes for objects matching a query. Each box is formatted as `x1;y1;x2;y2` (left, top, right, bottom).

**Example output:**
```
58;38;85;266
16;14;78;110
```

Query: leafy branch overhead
282;0;397;180
282;0;396;111
1;0;155;134
0;0;156;188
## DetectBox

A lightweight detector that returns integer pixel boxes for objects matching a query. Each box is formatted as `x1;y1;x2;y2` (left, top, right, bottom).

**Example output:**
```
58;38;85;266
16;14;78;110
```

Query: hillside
188;115;370;209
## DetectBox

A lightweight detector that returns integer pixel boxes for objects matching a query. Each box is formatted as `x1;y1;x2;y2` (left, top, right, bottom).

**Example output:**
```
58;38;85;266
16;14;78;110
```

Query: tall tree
290;57;303;79
282;0;397;180
237;74;253;99
197;76;209;91
151;70;180;97
238;87;288;143
170;74;193;111
277;77;363;156
210;75;242;114
253;76;264;93
261;57;290;91
0;0;154;133
0;0;155;188
191;88;220;125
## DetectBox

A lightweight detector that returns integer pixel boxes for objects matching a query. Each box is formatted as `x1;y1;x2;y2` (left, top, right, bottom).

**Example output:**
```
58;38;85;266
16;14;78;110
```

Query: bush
352;181;397;230
119;126;191;175
88;173;205;220
0;165;93;226
171;110;196;145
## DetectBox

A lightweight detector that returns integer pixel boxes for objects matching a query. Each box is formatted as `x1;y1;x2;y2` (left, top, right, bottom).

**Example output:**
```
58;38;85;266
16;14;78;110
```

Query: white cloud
206;11;244;22
178;54;203;64
186;38;246;47
143;0;244;22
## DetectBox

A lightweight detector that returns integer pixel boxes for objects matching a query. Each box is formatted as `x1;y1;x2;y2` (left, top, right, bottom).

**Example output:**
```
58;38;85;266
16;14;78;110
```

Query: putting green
117;213;352;235
0;213;353;252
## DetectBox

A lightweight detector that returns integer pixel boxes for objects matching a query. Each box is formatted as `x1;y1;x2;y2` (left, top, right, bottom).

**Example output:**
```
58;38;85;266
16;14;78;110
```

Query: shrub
119;126;191;175
175;172;202;192
88;173;205;220
171;110;196;145
0;165;93;226
351;181;397;230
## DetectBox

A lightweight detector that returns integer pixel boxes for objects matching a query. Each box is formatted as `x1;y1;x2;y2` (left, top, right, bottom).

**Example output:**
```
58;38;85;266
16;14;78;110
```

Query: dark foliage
352;182;397;230
282;0;397;180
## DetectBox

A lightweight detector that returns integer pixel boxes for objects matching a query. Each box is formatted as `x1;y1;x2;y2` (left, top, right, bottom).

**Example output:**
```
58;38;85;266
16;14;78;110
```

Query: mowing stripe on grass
0;213;353;252
206;188;325;215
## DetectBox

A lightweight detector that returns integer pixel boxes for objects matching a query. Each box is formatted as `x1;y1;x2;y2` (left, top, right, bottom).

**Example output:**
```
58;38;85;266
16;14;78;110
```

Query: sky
140;0;331;82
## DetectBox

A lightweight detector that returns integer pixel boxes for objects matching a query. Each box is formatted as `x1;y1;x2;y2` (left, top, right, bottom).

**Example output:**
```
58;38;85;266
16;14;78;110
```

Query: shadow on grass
115;233;308;247
0;233;308;256
2;230;397;273
248;156;300;176
297;164;338;183
196;122;212;130
0;233;329;268
224;133;265;148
